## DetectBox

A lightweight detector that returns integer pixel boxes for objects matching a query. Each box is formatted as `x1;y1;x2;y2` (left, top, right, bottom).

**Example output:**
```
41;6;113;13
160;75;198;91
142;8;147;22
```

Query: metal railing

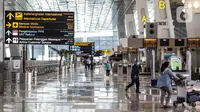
25;60;60;75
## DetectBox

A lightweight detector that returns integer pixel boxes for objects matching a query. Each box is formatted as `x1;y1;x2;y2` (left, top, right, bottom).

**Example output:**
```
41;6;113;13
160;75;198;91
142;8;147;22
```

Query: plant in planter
48;46;75;73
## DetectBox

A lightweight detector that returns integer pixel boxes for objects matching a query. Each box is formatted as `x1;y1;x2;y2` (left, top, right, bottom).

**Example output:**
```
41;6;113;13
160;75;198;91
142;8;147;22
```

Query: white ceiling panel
4;0;136;34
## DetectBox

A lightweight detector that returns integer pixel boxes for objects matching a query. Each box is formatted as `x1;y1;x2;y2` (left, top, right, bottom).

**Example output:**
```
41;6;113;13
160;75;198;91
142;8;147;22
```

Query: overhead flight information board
5;11;74;45
72;42;95;56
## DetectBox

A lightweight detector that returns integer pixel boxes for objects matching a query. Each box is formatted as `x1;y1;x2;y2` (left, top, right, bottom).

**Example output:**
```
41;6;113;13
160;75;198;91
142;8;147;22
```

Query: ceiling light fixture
194;3;199;8
188;3;192;8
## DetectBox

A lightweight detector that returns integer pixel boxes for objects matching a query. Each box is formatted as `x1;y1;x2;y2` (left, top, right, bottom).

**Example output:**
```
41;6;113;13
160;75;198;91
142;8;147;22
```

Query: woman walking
157;61;179;108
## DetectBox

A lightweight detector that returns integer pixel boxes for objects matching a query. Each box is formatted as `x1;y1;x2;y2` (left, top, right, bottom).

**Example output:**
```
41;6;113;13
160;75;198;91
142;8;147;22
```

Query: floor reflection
0;66;197;112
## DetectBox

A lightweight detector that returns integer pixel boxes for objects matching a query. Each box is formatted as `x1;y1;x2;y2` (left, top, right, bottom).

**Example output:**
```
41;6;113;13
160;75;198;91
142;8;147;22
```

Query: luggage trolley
173;74;198;107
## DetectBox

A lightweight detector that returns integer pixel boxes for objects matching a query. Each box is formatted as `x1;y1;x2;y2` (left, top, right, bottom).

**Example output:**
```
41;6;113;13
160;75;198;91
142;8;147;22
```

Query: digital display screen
73;42;95;55
160;39;169;46
5;11;74;45
175;39;185;46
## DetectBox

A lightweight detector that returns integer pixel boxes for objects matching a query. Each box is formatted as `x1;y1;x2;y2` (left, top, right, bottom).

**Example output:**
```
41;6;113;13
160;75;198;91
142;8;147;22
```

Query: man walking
125;61;141;93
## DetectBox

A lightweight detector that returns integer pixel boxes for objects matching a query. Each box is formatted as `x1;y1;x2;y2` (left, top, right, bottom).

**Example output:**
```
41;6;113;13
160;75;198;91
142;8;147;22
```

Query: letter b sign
158;0;166;10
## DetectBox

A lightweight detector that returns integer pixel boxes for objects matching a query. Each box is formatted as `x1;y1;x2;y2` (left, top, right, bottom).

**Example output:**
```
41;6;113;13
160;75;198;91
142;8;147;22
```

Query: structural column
0;0;4;94
124;14;137;37
154;0;175;38
136;0;150;38
0;0;3;62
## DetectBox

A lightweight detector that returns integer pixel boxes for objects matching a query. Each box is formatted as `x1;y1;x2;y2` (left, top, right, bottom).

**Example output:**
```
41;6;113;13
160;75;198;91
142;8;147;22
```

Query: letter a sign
142;16;147;22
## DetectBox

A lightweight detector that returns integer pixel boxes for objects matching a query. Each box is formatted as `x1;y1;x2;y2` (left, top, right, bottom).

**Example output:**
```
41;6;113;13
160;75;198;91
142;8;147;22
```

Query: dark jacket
131;64;139;79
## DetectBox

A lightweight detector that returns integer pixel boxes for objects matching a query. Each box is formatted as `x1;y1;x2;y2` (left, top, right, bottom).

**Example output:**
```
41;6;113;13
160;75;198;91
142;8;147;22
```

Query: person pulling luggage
157;61;179;108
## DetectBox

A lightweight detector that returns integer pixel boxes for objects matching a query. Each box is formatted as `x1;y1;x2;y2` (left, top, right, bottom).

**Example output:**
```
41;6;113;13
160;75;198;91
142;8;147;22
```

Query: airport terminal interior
1;0;200;112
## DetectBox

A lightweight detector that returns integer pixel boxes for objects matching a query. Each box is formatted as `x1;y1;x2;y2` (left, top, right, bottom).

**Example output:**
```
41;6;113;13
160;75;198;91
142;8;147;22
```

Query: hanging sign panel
5;11;74;45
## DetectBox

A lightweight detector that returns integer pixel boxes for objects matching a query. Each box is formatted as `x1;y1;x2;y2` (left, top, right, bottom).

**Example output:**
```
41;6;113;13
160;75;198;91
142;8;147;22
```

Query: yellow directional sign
6;13;14;20
142;16;147;22
74;42;94;46
6;22;11;28
104;50;111;55
158;0;166;10
12;22;18;28
15;12;23;20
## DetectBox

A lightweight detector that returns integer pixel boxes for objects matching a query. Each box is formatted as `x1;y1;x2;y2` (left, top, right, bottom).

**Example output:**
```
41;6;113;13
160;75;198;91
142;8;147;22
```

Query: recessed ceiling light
194;3;199;8
188;3;192;8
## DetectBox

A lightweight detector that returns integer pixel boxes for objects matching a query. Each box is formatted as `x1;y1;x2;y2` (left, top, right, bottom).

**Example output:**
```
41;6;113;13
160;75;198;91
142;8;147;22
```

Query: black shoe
125;88;128;92
136;91;141;93
125;93;130;99
164;105;172;108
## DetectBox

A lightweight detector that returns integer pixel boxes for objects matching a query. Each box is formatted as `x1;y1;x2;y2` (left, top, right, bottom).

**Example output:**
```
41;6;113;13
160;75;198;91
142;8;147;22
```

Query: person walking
105;61;111;76
125;61;141;93
84;59;88;70
157;61;179;108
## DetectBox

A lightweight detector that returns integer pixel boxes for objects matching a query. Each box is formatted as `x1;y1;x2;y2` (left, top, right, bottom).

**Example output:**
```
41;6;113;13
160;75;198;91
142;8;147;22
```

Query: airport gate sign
5;11;74;45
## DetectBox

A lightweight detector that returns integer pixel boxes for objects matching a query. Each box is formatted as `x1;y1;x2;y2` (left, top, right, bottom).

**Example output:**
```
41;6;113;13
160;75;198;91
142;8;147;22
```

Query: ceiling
4;0;136;33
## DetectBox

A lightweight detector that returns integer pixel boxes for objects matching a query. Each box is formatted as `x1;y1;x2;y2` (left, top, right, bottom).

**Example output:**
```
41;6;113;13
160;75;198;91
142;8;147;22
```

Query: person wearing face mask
157;61;179;108
125;60;141;93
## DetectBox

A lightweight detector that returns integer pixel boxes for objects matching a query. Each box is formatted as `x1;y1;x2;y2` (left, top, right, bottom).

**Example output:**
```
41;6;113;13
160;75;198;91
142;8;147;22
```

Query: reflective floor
0;65;198;112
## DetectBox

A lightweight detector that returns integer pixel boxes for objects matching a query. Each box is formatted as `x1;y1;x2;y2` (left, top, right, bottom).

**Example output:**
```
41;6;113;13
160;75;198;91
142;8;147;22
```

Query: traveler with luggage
157;61;179;108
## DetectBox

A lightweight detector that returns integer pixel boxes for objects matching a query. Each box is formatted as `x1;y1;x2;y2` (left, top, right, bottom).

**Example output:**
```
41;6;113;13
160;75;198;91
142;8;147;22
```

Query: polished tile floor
0;65;198;112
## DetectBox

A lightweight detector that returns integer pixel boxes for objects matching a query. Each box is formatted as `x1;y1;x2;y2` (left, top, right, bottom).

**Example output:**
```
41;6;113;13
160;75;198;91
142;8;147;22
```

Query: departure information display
72;42;95;56
175;39;185;46
5;11;74;45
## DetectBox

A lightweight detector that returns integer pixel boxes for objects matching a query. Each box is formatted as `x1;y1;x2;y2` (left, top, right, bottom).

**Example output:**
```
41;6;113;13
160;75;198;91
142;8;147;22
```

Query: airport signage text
5;11;74;45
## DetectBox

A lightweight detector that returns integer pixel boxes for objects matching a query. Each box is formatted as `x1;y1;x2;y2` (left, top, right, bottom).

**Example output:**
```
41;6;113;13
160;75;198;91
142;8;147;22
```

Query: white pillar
0;0;3;62
152;50;155;79
161;48;165;62
44;45;49;60
186;51;192;81
136;0;150;38
154;0;175;38
124;14;137;37
177;48;182;70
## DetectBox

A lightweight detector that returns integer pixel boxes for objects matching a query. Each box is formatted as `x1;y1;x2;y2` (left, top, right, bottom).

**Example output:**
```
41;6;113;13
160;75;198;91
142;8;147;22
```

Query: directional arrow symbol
6;22;11;28
6;38;12;44
6;13;14;20
6;30;12;36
